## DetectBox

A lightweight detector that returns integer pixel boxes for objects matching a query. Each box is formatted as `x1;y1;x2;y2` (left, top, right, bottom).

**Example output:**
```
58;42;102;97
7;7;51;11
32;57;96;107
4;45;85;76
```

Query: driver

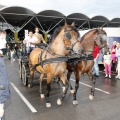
23;30;39;58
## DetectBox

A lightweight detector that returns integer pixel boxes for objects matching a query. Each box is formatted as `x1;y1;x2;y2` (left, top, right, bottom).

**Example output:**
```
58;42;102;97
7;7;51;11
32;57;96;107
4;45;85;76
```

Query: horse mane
52;27;62;40
80;29;98;43
51;25;80;41
70;26;80;38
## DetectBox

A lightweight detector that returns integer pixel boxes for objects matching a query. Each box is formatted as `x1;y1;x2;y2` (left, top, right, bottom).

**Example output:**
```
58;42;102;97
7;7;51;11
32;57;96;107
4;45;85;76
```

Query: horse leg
73;71;81;105
45;74;52;107
67;71;74;93
57;73;69;105
28;69;34;88
39;73;45;99
88;70;96;100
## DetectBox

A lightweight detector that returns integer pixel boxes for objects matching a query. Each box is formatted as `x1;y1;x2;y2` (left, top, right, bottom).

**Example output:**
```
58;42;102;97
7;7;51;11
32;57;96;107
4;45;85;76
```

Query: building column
14;32;18;43
44;32;48;42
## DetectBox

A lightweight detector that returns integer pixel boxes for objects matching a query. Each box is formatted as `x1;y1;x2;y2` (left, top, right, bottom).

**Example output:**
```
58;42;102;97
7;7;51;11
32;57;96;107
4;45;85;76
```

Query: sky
0;0;120;20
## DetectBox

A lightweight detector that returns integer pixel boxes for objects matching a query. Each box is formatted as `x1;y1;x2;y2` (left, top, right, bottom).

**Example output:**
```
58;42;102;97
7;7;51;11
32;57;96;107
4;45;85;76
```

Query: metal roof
0;6;35;27
90;15;109;22
0;6;120;32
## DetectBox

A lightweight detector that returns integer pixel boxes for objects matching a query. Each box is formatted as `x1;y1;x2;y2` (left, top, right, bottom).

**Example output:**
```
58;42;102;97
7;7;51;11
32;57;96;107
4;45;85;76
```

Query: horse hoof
46;102;51;108
28;84;33;88
57;99;62;105
63;87;66;92
73;100;78;105
70;90;74;94
40;94;45;99
89;95;94;100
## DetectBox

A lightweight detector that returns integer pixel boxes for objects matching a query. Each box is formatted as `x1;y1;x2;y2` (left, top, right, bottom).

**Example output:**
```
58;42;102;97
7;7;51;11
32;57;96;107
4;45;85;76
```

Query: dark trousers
14;51;19;59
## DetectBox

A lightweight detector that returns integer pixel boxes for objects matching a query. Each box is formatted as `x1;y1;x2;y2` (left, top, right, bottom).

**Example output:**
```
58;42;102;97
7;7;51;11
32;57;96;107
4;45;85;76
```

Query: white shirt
24;36;38;47
0;36;6;49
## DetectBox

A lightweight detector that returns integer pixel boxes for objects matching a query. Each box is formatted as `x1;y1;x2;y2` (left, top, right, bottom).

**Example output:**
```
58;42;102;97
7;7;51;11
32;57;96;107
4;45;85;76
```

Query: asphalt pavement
3;58;120;120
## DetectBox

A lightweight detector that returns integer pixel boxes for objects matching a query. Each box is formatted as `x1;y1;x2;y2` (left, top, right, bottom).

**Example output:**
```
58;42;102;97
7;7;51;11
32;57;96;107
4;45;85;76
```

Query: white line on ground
70;79;110;95
11;82;37;113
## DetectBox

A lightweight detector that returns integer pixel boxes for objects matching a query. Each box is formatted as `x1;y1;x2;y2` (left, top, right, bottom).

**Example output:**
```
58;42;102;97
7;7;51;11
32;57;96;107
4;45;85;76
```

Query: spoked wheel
19;60;22;79
22;64;28;86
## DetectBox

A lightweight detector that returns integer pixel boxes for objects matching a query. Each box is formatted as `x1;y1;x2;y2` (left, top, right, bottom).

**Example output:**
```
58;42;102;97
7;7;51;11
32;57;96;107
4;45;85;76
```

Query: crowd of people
5;27;47;61
92;40;120;79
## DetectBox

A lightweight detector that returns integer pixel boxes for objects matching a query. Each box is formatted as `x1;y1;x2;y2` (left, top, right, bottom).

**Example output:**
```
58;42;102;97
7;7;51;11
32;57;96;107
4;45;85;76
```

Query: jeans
93;58;99;76
105;63;111;75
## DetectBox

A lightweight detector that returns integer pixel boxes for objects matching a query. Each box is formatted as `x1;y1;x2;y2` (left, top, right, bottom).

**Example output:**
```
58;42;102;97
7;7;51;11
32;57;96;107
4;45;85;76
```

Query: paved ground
3;59;120;120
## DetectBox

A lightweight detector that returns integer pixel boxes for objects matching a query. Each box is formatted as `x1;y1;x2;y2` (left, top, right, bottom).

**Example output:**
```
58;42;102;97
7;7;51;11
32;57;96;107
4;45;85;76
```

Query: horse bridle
64;28;79;50
94;32;107;49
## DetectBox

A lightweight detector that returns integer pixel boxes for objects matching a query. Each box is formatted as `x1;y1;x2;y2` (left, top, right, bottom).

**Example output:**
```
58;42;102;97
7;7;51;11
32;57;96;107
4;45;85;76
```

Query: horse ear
71;22;75;27
64;22;68;28
98;27;101;31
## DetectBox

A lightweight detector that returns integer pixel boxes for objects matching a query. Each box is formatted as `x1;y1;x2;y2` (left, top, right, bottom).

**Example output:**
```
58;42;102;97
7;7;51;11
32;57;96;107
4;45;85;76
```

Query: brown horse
29;22;82;107
67;27;108;105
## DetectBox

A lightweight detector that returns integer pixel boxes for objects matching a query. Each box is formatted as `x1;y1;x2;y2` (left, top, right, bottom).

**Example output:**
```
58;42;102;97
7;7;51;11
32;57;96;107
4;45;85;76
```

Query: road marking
11;82;37;113
70;79;110;95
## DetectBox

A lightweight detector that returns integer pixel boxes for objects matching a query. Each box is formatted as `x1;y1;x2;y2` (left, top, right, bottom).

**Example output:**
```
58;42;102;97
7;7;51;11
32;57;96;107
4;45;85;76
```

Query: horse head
62;22;82;54
94;27;108;54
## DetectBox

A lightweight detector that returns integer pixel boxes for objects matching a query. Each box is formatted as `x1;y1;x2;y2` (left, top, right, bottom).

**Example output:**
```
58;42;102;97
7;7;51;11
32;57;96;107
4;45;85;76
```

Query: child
103;50;112;78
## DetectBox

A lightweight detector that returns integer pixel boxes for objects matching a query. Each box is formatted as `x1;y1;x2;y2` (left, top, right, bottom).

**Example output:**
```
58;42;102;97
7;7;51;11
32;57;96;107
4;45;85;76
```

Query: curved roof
0;6;120;31
0;6;35;15
0;6;35;27
67;13;89;20
91;15;109;22
110;18;120;23
37;10;65;18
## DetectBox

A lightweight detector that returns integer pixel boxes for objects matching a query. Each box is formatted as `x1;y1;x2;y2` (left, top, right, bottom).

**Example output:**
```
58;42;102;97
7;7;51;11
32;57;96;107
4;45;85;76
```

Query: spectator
6;44;11;60
0;30;11;120
33;27;46;45
23;30;39;59
104;49;112;78
0;31;6;55
111;41;117;73
13;44;19;59
115;42;120;79
92;42;100;77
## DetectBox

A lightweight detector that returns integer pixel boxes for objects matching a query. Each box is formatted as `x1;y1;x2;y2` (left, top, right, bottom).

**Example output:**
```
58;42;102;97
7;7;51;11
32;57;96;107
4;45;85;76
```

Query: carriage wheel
22;64;28;86
19;60;22;79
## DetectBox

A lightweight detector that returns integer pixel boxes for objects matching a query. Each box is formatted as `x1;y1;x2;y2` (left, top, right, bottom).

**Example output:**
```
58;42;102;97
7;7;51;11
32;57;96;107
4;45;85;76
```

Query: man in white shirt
23;30;39;57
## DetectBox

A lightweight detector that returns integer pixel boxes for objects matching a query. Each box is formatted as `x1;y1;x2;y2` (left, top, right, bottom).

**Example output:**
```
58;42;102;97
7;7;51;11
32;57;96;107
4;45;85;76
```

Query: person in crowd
33;27;46;45
111;41;117;73
13;44;19;59
19;44;23;57
6;44;11;60
115;42;120;79
104;49;112;78
0;31;6;55
23;30;39;59
92;42;100;77
0;30;11;120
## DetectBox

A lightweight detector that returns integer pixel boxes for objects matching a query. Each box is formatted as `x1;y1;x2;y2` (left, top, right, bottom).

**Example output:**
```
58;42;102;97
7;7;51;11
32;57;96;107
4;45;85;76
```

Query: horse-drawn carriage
18;22;108;107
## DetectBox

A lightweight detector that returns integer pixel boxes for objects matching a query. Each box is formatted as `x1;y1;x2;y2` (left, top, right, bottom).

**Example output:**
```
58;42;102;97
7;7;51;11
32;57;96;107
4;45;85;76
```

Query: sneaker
105;75;108;78
96;75;99;77
109;75;111;78
115;75;119;78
